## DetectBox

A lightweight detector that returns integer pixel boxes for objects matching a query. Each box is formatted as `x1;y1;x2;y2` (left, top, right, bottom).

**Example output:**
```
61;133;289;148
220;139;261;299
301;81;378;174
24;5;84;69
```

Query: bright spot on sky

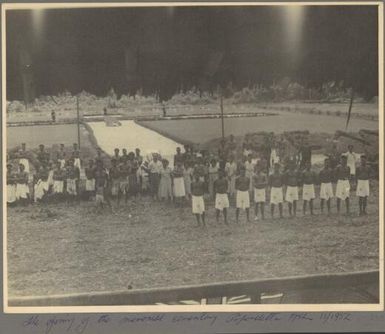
282;6;305;62
32;9;45;40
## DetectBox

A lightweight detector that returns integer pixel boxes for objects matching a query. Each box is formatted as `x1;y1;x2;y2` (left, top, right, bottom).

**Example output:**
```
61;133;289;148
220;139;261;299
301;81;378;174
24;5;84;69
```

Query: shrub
7;101;25;113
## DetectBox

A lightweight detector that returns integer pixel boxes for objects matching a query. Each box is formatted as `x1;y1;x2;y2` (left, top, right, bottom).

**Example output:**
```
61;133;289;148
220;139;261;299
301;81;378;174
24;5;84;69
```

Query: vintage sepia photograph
2;2;383;311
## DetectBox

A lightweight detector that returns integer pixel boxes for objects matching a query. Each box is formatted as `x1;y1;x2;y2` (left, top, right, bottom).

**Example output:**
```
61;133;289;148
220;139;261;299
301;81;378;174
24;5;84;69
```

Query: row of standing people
188;154;371;227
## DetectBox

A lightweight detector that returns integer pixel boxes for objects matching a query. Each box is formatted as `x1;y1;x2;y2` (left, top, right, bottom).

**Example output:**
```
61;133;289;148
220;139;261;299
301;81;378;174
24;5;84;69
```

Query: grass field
7;124;87;149
7;183;379;297
139;111;378;144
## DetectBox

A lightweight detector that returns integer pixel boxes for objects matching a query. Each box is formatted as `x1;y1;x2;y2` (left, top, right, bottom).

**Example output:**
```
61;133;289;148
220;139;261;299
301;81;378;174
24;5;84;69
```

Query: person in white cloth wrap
284;162;299;217
301;162;317;216
15;163;30;204
52;161;65;198
214;170;229;224
7;164;17;205
253;164;267;220
319;158;334;214
34;165;49;202
173;161;186;206
235;167;250;223
191;174;206;227
269;163;284;219
235;167;251;223
66;158;80;200
335;155;351;214
356;155;371;216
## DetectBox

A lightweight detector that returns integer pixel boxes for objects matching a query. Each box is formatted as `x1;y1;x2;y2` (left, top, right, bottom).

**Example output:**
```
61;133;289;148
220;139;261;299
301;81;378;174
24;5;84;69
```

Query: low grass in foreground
7;182;379;297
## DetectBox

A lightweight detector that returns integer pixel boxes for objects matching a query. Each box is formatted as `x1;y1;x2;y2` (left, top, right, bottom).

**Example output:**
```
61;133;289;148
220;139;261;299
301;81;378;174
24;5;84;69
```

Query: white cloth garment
270;186;283;205
254;188;266;203
320;182;334;200
302;184;316;201
192;195;205;214
236;190;250;209
285;186;299;203
356;179;370;197
336;179;350;200
215;193;230;211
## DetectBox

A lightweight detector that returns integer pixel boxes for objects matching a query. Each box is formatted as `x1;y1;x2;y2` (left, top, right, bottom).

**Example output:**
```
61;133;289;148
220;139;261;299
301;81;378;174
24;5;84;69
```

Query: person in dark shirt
319;158;334;214
113;148;120;162
214;170;229;224
95;147;104;167
135;148;143;165
335;155;351;214
191;174;206;227
120;149;129;164
328;143;339;169
269;163;284;219
174;147;184;167
356;155;371;215
299;140;312;170
284;163;300;217
193;157;208;186
301;162;317;215
66;158;80;201
128;152;139;200
52;161;66;200
119;157;131;204
109;158;122;206
36;144;49;167
235;167;250;223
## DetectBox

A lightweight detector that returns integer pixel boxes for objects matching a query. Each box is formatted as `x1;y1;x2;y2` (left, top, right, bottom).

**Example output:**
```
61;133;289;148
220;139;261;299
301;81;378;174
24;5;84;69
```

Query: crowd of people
6;134;372;226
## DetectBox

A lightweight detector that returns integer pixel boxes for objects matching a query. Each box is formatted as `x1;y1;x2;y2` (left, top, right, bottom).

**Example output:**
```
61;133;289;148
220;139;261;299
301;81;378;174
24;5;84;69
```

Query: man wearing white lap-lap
319;158;334;214
335;155;351;215
301;162;317;216
356;155;371;216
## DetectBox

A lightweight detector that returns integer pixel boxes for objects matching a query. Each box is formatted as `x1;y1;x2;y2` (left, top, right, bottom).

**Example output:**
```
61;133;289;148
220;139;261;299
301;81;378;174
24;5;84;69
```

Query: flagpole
220;91;225;140
345;88;355;130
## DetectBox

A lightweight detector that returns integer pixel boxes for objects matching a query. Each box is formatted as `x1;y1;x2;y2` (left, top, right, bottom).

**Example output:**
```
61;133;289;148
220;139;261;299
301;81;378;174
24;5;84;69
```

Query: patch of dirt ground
7;182;379;297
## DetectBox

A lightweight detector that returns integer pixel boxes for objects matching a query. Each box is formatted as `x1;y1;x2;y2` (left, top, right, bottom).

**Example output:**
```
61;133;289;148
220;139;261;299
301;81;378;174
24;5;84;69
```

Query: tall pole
77;95;81;149
220;92;225;140
345;88;355;130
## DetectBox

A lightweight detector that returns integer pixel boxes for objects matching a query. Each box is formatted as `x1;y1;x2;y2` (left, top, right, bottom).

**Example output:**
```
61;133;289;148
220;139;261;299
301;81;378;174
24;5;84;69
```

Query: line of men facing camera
7;137;371;227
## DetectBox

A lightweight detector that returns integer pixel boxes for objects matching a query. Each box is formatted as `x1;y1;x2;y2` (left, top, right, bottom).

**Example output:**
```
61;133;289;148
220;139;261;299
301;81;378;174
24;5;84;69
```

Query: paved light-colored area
88;120;183;163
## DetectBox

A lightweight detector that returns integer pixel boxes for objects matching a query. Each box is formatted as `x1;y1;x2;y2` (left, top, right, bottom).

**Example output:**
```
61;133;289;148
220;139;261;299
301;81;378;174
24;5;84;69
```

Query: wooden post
345;88;355;130
77;95;81;149
220;92;225;140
